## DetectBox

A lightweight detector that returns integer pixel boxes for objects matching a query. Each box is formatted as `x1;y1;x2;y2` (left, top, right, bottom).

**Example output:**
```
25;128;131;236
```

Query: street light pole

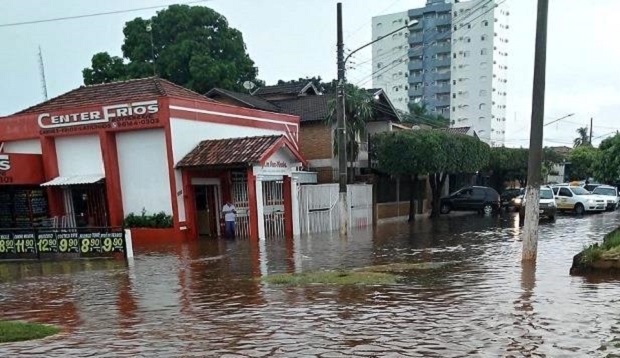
522;0;550;262
336;3;347;236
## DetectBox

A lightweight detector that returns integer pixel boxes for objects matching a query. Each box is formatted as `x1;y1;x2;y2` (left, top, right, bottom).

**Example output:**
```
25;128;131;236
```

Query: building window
479;103;486;110
465;36;471;43
481;48;488;55
481;34;487;41
376;22;383;28
452;93;456;99
377;62;383;69
483;20;489;26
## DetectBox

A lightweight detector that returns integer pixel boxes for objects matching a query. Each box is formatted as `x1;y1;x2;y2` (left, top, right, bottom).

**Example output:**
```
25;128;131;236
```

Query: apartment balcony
408;87;424;97
408;34;424;45
408;46;423;57
408;61;424;71
431;58;451;67
409;74;424;83
431;71;451;81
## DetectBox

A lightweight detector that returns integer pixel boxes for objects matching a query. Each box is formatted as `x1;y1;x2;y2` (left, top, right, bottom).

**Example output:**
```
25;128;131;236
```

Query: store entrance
194;184;221;237
0;186;48;228
62;184;108;227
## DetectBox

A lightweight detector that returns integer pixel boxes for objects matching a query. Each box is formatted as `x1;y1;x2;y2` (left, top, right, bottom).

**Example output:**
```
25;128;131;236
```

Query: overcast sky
2;0;619;147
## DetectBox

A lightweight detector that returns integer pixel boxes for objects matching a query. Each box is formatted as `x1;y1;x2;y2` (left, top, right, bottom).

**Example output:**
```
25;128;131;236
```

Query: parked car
584;183;602;193
519;186;557;222
591;185;619;211
440;186;501;215
501;188;523;209
551;185;606;214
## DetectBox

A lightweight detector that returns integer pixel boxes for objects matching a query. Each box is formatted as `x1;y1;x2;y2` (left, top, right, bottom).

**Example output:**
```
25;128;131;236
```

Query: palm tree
326;84;374;180
574;127;590;148
404;102;449;128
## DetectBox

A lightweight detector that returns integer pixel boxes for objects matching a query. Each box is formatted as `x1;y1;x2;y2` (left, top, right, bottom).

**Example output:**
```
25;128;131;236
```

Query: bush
580;231;620;263
124;208;173;228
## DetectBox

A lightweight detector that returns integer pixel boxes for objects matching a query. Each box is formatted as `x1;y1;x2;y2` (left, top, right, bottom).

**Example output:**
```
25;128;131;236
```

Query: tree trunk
408;174;418;222
430;172;448;218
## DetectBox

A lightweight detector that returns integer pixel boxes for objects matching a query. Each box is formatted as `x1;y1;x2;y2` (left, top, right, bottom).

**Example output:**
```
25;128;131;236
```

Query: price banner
0;229;127;260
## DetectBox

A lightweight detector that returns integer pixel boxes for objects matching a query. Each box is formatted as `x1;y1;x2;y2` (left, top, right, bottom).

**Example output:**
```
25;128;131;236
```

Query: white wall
372;12;410;112
170;118;286;222
2;139;42;154
55;135;104;176
117;129;172;215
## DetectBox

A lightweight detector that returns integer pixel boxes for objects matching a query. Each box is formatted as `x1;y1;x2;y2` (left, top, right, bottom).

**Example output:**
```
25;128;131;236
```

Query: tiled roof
15;77;211;114
205;88;281;112
441;127;472;135
253;81;312;96
271;95;331;123
176;135;284;168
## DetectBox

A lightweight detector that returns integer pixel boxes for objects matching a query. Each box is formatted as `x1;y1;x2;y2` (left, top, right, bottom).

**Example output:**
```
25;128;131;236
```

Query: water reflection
0;212;620;356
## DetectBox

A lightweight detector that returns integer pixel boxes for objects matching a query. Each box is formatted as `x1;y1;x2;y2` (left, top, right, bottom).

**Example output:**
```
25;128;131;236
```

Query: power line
0;0;212;28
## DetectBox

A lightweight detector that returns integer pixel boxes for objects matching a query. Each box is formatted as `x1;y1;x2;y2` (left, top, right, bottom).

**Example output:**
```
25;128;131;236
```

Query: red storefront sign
0;153;45;185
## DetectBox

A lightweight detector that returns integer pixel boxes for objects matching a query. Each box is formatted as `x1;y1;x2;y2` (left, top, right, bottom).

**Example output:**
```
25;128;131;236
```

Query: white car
551;185;606;214
591;185;619;211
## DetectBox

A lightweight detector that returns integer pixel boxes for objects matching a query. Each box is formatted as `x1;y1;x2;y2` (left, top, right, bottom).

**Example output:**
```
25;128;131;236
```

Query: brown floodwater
2;212;620;357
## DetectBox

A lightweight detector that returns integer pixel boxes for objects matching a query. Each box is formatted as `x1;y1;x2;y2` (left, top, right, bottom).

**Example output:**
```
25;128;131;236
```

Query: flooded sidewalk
2;212;620;357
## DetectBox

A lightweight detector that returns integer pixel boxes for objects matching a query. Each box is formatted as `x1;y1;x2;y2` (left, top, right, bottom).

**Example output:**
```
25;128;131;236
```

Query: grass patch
581;231;620;264
0;321;59;343
262;271;399;286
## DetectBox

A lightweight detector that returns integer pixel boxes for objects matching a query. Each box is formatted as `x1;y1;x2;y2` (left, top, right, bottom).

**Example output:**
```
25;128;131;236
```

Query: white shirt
222;203;236;222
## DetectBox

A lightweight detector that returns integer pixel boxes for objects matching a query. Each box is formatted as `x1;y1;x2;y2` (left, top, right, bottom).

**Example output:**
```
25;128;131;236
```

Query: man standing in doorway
222;200;237;239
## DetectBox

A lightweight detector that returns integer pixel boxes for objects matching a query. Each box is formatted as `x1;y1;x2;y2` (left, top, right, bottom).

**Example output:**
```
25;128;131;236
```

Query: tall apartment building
372;0;509;146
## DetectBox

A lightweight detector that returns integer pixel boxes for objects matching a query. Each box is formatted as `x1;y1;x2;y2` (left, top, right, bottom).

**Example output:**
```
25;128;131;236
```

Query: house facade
206;82;402;183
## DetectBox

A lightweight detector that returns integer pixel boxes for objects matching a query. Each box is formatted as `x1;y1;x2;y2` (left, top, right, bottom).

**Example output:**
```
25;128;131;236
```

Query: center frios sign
37;100;159;134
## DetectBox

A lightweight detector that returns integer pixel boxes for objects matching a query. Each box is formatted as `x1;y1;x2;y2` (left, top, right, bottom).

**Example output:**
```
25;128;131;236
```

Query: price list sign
0;229;127;261
0;232;37;259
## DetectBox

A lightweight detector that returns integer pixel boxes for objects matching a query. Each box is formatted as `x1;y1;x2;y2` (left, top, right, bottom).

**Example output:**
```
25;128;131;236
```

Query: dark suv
440;186;501;215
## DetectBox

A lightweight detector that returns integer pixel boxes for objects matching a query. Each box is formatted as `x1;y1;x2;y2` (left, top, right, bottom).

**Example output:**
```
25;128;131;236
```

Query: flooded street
2;212;620;357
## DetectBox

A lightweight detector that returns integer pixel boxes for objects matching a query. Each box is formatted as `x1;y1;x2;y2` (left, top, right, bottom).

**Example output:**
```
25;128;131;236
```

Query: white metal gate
262;180;285;238
299;184;372;235
299;184;339;234
348;184;372;229
231;172;250;238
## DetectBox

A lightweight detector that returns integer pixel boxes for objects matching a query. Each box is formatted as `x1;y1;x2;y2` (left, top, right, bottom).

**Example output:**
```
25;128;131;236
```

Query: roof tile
206;88;281;112
176;135;284;168
15;77;212;114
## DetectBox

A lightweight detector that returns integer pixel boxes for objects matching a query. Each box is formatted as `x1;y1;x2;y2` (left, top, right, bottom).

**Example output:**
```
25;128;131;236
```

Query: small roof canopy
41;174;105;187
176;135;306;170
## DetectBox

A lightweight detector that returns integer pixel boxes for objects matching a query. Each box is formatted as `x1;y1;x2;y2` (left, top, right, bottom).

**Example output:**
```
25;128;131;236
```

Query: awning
41;174;105;187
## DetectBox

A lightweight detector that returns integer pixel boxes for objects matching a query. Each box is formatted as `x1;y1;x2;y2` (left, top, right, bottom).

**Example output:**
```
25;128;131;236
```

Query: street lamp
336;3;417;236
543;113;574;127
343;20;420;73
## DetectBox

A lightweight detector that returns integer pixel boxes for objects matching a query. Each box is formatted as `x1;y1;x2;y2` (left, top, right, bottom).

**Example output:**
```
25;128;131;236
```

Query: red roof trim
259;136;308;167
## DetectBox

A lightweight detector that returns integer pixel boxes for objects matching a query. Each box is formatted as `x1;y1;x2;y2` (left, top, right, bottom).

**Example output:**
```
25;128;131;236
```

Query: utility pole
522;0;549;262
336;3;348;236
589;117;593;144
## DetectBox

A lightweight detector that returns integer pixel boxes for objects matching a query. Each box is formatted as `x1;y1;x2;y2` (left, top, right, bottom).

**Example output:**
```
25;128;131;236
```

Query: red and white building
0;78;306;242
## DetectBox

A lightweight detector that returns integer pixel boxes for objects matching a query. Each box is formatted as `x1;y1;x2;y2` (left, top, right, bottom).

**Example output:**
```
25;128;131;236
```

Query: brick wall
299;122;333;161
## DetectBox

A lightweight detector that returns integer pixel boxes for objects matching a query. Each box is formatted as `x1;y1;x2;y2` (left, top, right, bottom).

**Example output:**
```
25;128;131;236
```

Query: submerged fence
298;184;373;235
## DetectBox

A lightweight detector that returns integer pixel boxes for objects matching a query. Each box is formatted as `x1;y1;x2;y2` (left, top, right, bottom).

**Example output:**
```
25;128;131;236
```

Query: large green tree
486;147;566;190
375;130;490;218
594;134;620;184
568;145;599;181
83;4;261;93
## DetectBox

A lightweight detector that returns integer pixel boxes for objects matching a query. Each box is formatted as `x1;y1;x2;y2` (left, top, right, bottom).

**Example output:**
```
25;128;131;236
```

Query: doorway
193;183;221;237
62;184;108;228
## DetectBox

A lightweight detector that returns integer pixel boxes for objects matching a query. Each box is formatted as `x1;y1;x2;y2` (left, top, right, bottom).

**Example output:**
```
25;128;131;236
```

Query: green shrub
124;208;173;228
580;231;620;264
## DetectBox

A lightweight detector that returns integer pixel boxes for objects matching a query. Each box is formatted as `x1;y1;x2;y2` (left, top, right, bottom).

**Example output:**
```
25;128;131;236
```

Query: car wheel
482;203;493;215
440;203;451;214
549;215;556;222
574;203;585;215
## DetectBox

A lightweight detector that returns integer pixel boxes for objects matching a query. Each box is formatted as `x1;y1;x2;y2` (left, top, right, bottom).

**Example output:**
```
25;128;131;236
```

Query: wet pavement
2;212;620;357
